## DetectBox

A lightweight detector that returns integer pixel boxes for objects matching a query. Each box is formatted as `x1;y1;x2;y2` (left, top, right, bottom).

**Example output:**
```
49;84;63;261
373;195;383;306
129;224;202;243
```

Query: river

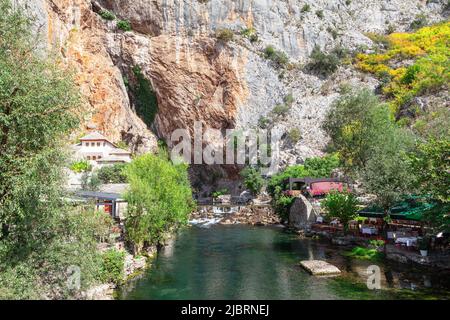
117;224;450;300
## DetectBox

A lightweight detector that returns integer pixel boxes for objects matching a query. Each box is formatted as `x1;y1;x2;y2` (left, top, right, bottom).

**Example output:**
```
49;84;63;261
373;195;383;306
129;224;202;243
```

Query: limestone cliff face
22;0;447;164
19;0;158;153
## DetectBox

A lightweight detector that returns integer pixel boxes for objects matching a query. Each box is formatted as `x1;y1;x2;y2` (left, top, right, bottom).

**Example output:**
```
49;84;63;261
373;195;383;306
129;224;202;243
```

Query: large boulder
289;195;317;229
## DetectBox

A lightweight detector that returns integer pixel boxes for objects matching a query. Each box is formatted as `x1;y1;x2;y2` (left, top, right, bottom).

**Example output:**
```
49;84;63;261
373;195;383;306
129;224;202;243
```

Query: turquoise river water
118;225;450;300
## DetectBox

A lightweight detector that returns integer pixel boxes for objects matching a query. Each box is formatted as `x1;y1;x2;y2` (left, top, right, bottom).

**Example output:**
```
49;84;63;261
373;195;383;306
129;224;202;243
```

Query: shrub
258;116;271;129
345;0;351;5
264;45;289;67
212;188;229;198
240;27;258;42
215;28;234;42
307;45;341;77
410;14;428;30
272;103;290;117
284;93;294;106
81;172;101;191
97;163;128;184
321;191;359;232
240;167;264;195
117;20;132;31
301;4;311;13
287;128;302;144
70;160;91;173
344;246;383;261
99;10;115;21
100;249;125;285
316;10;324;19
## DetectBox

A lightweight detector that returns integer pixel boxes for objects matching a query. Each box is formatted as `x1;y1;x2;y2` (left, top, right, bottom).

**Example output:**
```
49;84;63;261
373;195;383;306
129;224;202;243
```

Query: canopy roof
358;197;442;221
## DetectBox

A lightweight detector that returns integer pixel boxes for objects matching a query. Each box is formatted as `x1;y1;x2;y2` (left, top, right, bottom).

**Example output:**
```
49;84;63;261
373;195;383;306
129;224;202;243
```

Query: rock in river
300;260;341;276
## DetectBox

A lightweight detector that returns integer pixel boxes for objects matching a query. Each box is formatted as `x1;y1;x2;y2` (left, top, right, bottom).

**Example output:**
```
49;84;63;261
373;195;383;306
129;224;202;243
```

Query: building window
87;156;90;160
97;142;100;147
91;142;95;147
93;156;97;160
103;142;106;147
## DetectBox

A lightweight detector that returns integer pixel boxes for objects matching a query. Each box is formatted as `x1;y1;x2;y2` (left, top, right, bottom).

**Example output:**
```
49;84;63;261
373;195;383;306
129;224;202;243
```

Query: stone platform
299;260;341;276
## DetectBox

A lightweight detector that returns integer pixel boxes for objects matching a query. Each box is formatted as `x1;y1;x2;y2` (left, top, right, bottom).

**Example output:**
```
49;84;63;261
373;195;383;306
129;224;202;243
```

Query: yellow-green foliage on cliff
356;22;449;116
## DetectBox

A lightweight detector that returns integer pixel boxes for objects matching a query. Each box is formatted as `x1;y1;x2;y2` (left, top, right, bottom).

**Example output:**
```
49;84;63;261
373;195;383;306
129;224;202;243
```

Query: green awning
358;197;440;221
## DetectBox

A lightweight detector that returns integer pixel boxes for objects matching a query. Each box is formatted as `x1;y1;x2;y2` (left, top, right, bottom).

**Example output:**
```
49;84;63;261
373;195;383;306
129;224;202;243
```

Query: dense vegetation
100;249;126;285
130;66;159;127
0;1;118;298
240;167;265;195
97;163;128;184
323;88;449;232
322;191;359;232
124;152;195;254
357;23;449;118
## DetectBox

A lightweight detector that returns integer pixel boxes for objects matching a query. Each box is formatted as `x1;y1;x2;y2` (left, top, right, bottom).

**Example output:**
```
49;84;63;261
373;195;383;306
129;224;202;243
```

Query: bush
307;45;341;77
316;10;324;19
284;93;294;106
264;45;289;67
215;28;234;42
287;128;302;144
258;116;271;129
344;246;383;261
81;172;102;191
70;160;91;173
117;20;132;31
272;103;290;117
97;163;128;184
410;14;428;30
99;10;115;21
320;191;359;232
301;4;311;13
240;167;264;195
212;188;229;198
100;249;125;285
240;27;258;43
273;188;295;221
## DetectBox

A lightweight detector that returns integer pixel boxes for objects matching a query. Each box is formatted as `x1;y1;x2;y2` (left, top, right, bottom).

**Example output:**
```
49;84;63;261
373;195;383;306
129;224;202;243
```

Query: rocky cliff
19;0;448;163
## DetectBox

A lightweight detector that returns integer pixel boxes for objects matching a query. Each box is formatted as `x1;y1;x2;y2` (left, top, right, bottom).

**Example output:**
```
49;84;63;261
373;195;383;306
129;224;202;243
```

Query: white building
72;131;132;167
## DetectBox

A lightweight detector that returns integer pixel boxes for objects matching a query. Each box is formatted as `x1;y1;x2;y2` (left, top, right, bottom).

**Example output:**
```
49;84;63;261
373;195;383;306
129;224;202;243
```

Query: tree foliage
322;191;359;232
124;152;195;253
0;0;111;299
97;163;128;184
408;138;450;203
324;89;417;211
240;167;264;195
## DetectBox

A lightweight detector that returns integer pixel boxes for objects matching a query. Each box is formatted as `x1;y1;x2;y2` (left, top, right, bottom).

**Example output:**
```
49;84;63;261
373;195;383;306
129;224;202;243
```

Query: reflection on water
118;225;450;300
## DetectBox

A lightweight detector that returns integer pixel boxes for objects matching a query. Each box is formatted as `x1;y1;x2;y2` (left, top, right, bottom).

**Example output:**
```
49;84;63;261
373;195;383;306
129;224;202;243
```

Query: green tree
240;167;264;195
323;89;395;173
408;138;450;203
322;191;359;233
0;0;110;299
97;163;128;184
124;152;195;253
